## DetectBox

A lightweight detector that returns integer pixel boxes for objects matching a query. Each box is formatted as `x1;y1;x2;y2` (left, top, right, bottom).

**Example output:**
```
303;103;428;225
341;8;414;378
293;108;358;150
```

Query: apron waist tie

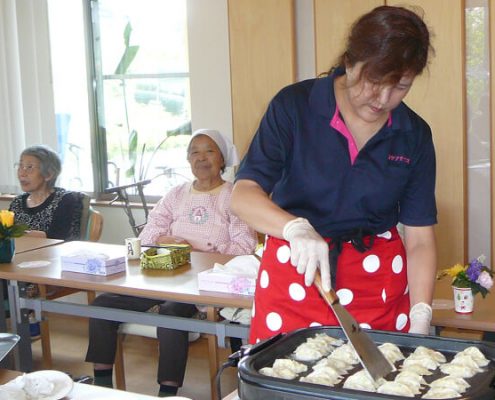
329;227;375;288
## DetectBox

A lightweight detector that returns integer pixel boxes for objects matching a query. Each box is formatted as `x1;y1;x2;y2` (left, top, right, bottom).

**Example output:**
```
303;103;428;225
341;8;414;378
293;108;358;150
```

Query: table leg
207;306;219;400
7;281;33;371
0;280;7;332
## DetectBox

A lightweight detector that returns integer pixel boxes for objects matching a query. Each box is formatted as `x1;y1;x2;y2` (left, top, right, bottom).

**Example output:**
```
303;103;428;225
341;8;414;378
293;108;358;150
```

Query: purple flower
466;259;483;282
477;271;493;290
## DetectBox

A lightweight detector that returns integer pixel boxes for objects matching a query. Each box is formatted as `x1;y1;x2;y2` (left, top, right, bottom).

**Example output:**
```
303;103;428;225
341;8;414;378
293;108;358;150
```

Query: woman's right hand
283;218;331;291
156;235;188;245
25;230;47;238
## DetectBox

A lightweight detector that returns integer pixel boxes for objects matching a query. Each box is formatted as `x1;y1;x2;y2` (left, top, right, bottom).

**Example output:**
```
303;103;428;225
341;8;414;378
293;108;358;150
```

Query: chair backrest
79;193;91;240
79;193;104;242
86;206;104;242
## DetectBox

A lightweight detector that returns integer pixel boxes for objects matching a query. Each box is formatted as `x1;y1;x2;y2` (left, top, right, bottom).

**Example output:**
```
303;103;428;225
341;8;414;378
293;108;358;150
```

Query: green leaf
0;223;29;239
114;22;140;74
114;46;139;75
124;21;132;47
125;165;135;178
128;129;138;162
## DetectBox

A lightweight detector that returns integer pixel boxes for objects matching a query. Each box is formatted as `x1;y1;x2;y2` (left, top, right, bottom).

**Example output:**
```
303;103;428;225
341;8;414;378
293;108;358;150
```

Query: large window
91;0;193;196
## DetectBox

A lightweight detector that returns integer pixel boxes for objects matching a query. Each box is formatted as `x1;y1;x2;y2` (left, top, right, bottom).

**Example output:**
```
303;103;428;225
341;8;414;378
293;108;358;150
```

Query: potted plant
0;210;28;263
437;255;493;313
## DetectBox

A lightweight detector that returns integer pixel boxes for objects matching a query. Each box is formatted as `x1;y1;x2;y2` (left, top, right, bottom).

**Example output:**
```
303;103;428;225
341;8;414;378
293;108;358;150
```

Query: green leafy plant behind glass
113;22;140;181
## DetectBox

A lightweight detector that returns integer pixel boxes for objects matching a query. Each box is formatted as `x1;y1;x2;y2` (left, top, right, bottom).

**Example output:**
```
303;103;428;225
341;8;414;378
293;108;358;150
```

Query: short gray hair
21;145;61;188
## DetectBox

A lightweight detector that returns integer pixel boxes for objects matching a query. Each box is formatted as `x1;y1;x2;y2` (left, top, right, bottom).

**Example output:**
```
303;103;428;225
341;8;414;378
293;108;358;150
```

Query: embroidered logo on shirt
189;206;209;224
387;154;411;165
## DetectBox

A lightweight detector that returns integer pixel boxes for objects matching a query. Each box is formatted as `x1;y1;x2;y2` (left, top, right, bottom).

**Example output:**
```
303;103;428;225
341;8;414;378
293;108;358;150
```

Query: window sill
92;199;155;209
0;194;155;209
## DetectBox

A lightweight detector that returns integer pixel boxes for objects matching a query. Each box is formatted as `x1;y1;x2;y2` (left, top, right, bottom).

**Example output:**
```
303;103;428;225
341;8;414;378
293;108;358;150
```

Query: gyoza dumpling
402;354;439;370
455;346;490;367
439;362;477;378
300;366;342;386
312;333;344;347
329;344;360;365
293;333;337;361
379;342;405;364
306;335;335;352
413;346;447;364
395;370;427;385
377;381;415;397
422;387;461;399
450;354;483;372
429;376;470;394
293;343;326;362
313;356;352;374
343;370;380;393
260;358;308;379
394;371;426;395
259;367;277;377
260;366;299;380
0;387;27;400
272;358;308;374
400;364;433;376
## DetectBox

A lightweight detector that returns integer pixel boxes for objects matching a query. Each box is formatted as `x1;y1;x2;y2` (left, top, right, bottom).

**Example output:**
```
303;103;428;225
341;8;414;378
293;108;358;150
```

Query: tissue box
198;269;256;296
61;253;126;276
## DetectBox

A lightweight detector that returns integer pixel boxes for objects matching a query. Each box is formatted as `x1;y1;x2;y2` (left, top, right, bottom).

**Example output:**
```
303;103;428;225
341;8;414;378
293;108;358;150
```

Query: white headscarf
190;129;240;167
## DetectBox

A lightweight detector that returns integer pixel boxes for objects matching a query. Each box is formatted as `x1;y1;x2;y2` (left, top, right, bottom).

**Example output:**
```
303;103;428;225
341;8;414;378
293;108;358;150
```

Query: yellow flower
446;263;466;278
0;210;14;228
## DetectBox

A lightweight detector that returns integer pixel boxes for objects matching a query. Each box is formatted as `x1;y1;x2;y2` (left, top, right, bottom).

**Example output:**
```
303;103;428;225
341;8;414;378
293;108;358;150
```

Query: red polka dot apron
249;227;410;344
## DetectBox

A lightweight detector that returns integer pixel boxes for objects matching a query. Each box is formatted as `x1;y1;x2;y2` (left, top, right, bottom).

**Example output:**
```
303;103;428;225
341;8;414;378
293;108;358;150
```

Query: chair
38;193;103;367
79;193;104;242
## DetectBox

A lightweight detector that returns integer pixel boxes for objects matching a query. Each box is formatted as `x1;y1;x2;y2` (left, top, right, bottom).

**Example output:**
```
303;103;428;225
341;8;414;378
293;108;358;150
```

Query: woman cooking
231;5;437;343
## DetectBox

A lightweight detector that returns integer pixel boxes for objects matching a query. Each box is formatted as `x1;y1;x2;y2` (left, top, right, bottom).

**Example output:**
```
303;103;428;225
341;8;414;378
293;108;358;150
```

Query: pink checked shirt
139;181;257;255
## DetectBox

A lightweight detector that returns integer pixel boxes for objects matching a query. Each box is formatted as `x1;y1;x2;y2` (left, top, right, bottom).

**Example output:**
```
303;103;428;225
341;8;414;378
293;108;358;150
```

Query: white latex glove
282;218;331;291
408;302;432;335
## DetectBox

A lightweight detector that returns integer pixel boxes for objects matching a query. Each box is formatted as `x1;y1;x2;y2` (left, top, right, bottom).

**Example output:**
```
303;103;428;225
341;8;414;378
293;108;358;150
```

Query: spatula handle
314;271;339;304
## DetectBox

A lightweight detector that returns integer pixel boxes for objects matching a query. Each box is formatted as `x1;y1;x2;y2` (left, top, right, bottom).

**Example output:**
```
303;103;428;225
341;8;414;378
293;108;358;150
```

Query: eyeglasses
14;163;40;174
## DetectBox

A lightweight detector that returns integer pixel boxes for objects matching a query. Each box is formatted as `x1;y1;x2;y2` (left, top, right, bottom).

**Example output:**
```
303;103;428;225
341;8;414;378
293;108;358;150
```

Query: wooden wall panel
388;0;466;267
314;0;383;75
227;0;295;157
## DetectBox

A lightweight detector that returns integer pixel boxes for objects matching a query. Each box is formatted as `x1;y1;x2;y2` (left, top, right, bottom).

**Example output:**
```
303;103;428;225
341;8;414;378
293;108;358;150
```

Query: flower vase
453;286;474;313
0;239;15;263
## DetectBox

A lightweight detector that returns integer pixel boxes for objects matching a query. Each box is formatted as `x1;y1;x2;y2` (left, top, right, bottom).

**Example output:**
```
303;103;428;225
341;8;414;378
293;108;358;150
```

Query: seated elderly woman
85;129;257;397
9;144;83;240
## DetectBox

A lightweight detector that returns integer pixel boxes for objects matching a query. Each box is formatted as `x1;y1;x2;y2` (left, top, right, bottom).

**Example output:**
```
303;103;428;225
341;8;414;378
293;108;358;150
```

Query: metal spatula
314;272;394;381
0;333;20;362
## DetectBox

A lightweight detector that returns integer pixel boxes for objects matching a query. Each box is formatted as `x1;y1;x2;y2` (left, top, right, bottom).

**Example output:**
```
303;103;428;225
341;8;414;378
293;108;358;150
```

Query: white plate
5;370;73;400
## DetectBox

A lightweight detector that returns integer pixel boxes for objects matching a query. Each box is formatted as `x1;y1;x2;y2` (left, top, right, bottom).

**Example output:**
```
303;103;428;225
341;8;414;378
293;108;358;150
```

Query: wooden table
0;241;253;400
14;236;63;254
1;237;63;337
0;368;163;399
432;277;495;333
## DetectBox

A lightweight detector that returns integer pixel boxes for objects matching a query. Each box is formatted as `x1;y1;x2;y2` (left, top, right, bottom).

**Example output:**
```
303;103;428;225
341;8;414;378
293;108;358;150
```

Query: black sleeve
47;192;83;240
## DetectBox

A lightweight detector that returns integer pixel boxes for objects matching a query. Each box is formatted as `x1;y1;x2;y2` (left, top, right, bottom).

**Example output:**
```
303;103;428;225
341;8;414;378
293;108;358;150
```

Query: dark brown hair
334;5;434;84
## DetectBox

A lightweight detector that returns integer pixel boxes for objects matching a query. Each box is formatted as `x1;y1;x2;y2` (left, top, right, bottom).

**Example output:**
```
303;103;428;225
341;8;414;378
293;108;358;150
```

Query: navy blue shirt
236;70;437;237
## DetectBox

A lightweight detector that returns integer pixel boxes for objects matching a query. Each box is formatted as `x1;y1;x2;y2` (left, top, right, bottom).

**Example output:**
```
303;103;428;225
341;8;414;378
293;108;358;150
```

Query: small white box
198;269;256;296
61;253;126;276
